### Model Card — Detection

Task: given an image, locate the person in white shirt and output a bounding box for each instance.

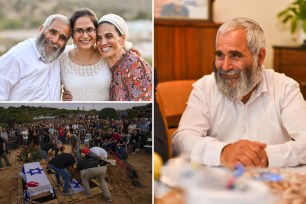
[90,146,108,161]
[0,14,71,101]
[0,128,8,143]
[60,8,111,101]
[20,127,29,146]
[172,17,306,168]
[0,128,8,153]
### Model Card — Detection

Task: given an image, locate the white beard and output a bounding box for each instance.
[35,32,64,63]
[214,59,263,101]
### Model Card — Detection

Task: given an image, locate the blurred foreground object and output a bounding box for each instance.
[154,152,163,180]
[156,156,274,204]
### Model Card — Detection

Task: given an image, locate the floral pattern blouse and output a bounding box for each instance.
[110,53,152,101]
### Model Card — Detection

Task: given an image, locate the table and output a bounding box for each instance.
[22,162,54,198]
[155,158,306,204]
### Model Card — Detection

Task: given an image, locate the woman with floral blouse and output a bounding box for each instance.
[96,13,152,101]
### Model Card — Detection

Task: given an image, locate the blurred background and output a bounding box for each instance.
[0,0,152,64]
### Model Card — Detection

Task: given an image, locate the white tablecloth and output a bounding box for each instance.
[23,162,54,197]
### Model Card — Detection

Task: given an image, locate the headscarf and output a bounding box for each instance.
[98,13,133,50]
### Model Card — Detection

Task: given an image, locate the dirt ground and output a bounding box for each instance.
[0,146,152,204]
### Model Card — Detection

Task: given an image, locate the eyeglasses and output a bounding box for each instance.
[73,27,96,35]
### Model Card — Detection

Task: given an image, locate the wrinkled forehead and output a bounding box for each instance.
[217,28,247,48]
[44,19,71,36]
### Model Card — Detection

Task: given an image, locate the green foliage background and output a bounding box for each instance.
[0,0,153,61]
[0,0,152,30]
[0,104,152,127]
[99,107,118,119]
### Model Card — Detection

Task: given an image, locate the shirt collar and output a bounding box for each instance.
[248,68,268,103]
[254,68,268,95]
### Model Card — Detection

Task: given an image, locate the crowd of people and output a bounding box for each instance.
[0,106,152,199]
[1,113,151,156]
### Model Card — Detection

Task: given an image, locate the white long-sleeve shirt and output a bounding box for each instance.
[0,38,61,101]
[172,69,306,167]
[59,51,111,101]
[90,147,108,160]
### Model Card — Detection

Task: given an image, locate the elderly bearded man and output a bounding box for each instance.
[172,17,306,168]
[0,14,71,101]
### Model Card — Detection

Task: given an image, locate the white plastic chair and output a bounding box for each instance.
[84,133,91,146]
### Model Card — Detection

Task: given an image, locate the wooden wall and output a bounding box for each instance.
[154,19,221,82]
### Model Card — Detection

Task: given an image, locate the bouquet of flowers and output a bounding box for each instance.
[18,144,41,163]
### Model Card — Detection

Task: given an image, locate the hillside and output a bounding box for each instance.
[0,0,152,30]
[0,104,152,127]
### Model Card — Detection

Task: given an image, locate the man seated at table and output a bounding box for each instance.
[47,153,76,196]
[172,17,306,169]
[76,147,112,202]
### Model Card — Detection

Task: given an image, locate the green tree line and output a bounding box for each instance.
[0,104,151,127]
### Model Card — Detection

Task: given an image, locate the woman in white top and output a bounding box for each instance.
[59,8,111,101]
[21,127,29,146]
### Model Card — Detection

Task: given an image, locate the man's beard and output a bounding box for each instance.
[213,59,263,101]
[35,32,64,63]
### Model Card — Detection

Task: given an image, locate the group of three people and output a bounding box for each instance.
[0,8,152,101]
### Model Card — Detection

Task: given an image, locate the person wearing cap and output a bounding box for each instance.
[0,14,71,101]
[81,147,90,155]
[172,17,306,168]
[76,147,112,202]
[96,13,152,101]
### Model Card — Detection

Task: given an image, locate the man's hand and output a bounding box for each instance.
[221,140,268,168]
[62,88,73,101]
[129,48,142,57]
[48,150,54,158]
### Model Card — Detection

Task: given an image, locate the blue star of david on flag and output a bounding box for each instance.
[69,178,84,193]
[26,167,43,176]
[70,180,81,188]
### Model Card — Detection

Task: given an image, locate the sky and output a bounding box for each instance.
[0,102,151,111]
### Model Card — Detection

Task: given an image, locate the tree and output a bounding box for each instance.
[99,108,118,119]
[278,0,306,33]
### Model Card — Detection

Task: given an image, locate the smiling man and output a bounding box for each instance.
[0,14,71,101]
[172,17,306,168]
